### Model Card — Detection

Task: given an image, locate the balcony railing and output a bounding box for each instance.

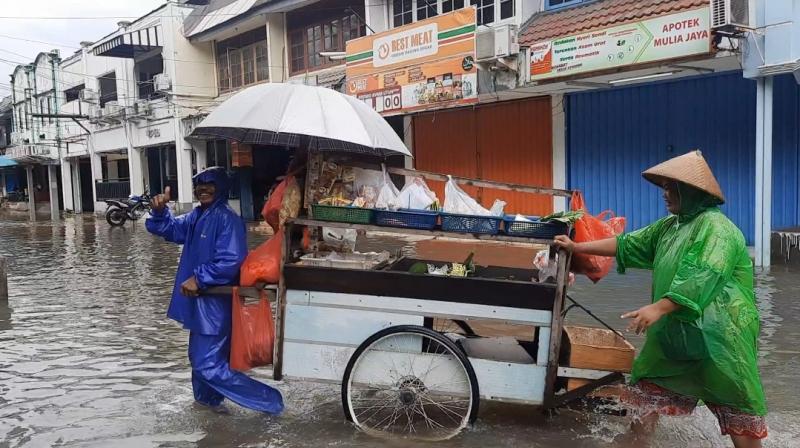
[95,180,131,200]
[138,80,165,100]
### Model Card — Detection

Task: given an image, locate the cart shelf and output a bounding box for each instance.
[288,218,558,246]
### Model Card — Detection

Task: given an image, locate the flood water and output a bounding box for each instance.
[0,212,798,447]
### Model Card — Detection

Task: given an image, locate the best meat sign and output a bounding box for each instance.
[373,23,438,68]
[530,7,711,81]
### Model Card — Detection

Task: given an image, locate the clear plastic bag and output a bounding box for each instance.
[390,177,438,210]
[375,165,400,209]
[443,176,491,215]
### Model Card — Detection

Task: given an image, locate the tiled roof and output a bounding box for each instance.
[519,0,707,46]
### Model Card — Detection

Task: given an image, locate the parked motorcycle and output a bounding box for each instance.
[105,190,152,226]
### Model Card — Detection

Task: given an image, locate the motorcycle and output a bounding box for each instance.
[105,190,152,226]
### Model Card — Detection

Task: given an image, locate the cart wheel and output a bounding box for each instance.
[431,318,477,337]
[341,325,479,441]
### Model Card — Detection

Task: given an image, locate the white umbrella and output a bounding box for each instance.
[190,83,411,157]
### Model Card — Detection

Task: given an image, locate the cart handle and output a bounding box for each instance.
[562,294,627,341]
[201,285,277,299]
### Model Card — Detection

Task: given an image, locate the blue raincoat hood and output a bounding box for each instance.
[193,166,230,205]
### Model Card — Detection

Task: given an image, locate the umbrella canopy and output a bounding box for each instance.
[190,83,411,157]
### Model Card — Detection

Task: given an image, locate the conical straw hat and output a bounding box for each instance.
[642,150,725,203]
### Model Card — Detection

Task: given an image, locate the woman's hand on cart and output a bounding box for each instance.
[554,235,576,253]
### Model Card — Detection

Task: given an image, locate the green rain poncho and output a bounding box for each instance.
[616,184,767,415]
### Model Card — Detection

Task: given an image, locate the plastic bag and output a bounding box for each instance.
[262,177,289,232]
[390,177,437,210]
[230,287,275,372]
[375,165,400,209]
[533,249,575,286]
[278,176,301,230]
[322,227,357,252]
[240,229,283,286]
[444,176,491,215]
[570,191,626,283]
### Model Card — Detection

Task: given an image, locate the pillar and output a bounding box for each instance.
[90,151,103,213]
[754,77,773,268]
[71,159,82,214]
[174,118,195,213]
[0,170,6,197]
[25,165,35,221]
[239,167,254,221]
[47,164,59,220]
[60,159,74,212]
[193,141,208,172]
[551,94,567,213]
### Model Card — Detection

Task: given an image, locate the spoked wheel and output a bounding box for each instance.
[105,208,127,226]
[342,325,479,441]
[430,318,477,337]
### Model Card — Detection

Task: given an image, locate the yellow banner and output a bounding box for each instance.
[345,8,477,115]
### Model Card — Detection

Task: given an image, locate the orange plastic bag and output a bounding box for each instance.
[570,191,626,283]
[261,174,299,232]
[230,287,275,371]
[239,229,283,287]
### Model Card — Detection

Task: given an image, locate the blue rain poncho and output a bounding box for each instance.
[146,167,283,414]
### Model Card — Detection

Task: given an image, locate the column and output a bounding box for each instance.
[754,77,773,268]
[71,160,82,214]
[126,122,146,195]
[551,94,567,213]
[174,118,195,213]
[25,165,35,221]
[47,164,59,220]
[60,159,74,212]
[0,171,6,197]
[90,151,103,213]
[193,141,207,172]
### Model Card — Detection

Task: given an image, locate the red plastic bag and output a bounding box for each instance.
[262,177,289,231]
[570,191,626,283]
[230,287,275,371]
[239,229,283,287]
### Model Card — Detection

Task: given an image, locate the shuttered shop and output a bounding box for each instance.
[412,97,554,216]
[567,72,800,244]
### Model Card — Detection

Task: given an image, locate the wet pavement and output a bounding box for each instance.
[0,212,798,447]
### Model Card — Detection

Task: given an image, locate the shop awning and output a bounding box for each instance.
[0,156,18,168]
[93,25,162,58]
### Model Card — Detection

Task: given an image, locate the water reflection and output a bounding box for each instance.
[0,212,798,448]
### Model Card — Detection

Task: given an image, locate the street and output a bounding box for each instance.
[0,212,798,448]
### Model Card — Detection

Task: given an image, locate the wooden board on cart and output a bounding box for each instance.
[561,325,634,394]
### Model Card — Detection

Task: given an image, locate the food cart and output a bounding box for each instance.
[266,167,629,441]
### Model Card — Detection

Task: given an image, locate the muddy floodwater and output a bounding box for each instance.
[0,212,798,447]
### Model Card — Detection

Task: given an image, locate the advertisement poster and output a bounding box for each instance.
[345,8,477,116]
[530,7,711,81]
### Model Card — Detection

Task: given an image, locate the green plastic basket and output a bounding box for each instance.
[311,204,374,224]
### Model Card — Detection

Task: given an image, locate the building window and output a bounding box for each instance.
[500,0,514,19]
[215,27,269,94]
[135,54,164,100]
[390,0,508,27]
[65,84,84,103]
[442,0,465,13]
[207,140,231,170]
[99,71,118,107]
[545,0,585,10]
[39,98,46,125]
[393,0,413,27]
[471,0,494,25]
[47,97,52,124]
[288,14,366,75]
[417,0,438,20]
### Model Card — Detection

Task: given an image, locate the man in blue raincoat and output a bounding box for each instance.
[147,166,284,414]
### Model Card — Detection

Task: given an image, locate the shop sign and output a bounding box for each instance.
[529,7,711,81]
[346,8,478,116]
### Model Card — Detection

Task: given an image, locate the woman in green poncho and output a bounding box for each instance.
[555,151,767,447]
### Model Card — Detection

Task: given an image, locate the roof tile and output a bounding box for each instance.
[519,0,707,46]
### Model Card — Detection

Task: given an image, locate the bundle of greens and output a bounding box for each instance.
[540,210,584,225]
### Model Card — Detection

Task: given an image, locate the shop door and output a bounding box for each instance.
[567,72,760,243]
[78,159,94,212]
[413,97,554,216]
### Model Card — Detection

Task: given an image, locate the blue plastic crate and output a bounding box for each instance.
[440,213,503,235]
[374,209,439,230]
[503,216,569,239]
